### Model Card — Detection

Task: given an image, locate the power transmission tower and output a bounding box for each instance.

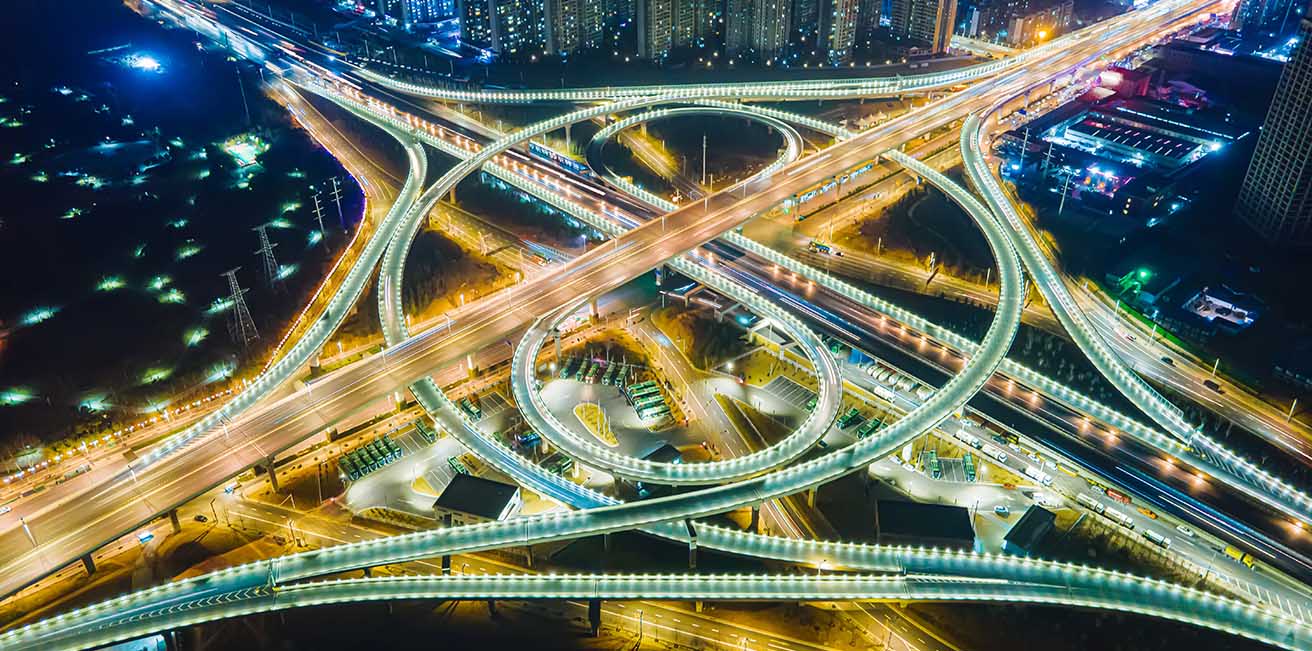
[328,177,345,228]
[221,268,259,346]
[253,225,282,291]
[311,191,327,235]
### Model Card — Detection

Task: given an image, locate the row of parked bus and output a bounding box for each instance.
[558,355,631,387]
[625,380,671,424]
[337,434,404,482]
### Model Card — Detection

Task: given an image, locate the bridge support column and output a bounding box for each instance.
[449,186,457,205]
[603,532,613,553]
[749,504,761,534]
[685,519,698,570]
[564,123,572,151]
[588,598,602,637]
[265,457,279,492]
[81,554,96,575]
[466,353,478,378]
[362,566,372,577]
[487,600,497,616]
[169,508,182,534]
[525,544,535,568]
[695,600,704,612]
[589,298,600,323]
[806,487,817,509]
[441,555,451,575]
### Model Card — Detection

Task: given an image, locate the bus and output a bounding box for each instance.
[837,408,862,429]
[528,141,593,178]
[635,394,664,410]
[448,457,469,475]
[855,418,883,440]
[925,450,942,479]
[414,419,438,444]
[630,386,662,403]
[809,240,842,256]
[641,405,672,419]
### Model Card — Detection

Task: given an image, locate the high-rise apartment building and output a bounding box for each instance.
[636,0,713,58]
[378,0,447,27]
[636,0,676,57]
[547,0,606,54]
[726,0,793,61]
[458,0,548,55]
[889,0,957,53]
[819,0,861,62]
[1230,0,1299,34]
[1235,5,1312,244]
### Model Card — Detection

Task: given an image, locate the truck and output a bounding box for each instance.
[1075,492,1105,515]
[870,383,897,402]
[954,429,982,449]
[1103,507,1135,530]
[962,453,977,482]
[1224,545,1256,568]
[1105,488,1131,505]
[1141,530,1172,549]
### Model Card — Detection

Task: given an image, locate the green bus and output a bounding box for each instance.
[925,450,942,479]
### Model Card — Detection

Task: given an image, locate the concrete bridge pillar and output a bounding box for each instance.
[169,508,182,534]
[441,555,451,575]
[265,457,279,492]
[685,519,698,570]
[81,554,96,575]
[588,599,602,636]
[749,504,761,534]
[589,298,600,322]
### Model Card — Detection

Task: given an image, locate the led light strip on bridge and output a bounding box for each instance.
[960,105,1312,527]
[11,573,1311,651]
[0,59,1031,650]
[588,96,1312,544]
[584,102,807,194]
[353,11,1127,106]
[8,1,1306,648]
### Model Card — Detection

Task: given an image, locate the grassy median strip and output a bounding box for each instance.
[574,403,618,447]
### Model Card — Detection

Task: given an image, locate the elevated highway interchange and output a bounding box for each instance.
[4,0,1312,649]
